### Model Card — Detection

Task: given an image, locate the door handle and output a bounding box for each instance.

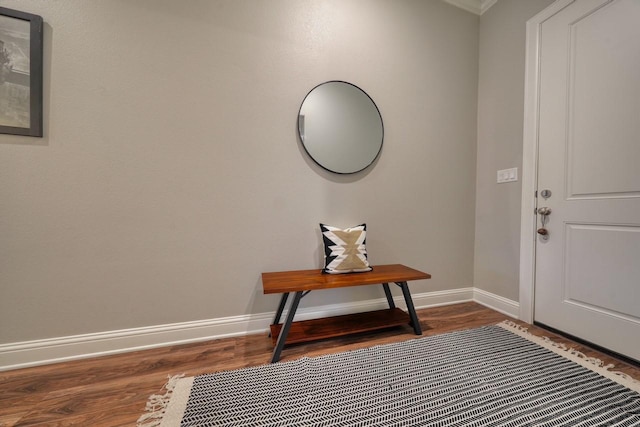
[537,207,551,240]
[537,207,552,216]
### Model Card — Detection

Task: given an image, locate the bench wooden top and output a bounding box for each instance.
[261,264,430,294]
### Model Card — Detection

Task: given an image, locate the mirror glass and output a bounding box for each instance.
[298,81,383,174]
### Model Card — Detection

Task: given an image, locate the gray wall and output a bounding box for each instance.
[0,0,478,344]
[474,0,555,301]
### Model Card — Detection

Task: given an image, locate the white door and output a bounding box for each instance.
[534,0,640,361]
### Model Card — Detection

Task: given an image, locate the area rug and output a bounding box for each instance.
[138,321,640,426]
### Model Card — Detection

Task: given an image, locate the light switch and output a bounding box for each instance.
[497,167,518,183]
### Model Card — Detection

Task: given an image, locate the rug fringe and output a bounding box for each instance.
[137,374,184,427]
[498,320,640,393]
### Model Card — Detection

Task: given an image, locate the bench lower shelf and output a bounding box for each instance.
[269,308,411,346]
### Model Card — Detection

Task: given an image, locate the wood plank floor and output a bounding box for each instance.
[1,302,639,427]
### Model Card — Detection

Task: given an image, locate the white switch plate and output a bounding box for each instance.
[497,167,518,183]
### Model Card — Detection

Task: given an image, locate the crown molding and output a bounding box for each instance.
[444,0,498,15]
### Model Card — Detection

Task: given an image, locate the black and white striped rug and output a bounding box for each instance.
[139,321,640,426]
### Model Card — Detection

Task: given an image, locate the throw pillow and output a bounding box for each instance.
[320,223,372,274]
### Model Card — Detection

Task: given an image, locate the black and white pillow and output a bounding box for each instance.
[320,223,372,274]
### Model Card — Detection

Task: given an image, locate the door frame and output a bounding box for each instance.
[519,0,575,323]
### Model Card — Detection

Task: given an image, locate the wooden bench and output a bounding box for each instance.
[261,264,431,362]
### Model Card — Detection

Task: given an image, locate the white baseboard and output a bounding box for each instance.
[0,286,517,372]
[0,312,274,372]
[282,287,474,324]
[473,288,520,318]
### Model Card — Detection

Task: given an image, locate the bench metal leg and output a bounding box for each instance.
[271,291,303,363]
[398,281,422,335]
[269,292,290,337]
[382,283,395,309]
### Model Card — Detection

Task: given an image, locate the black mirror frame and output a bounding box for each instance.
[297,80,384,175]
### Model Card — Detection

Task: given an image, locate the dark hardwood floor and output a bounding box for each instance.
[1,302,639,426]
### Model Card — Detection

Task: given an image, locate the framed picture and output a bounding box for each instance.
[0,6,43,137]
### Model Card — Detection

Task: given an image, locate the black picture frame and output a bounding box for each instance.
[0,6,43,137]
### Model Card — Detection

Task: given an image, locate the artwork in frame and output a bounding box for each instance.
[0,6,43,137]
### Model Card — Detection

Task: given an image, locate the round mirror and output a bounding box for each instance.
[298,81,383,174]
